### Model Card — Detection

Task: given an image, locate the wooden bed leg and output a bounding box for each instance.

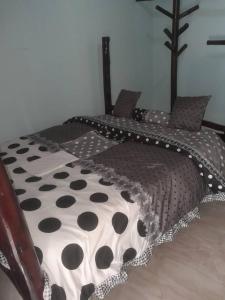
[0,160,45,300]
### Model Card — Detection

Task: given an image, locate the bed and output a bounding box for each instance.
[0,37,225,300]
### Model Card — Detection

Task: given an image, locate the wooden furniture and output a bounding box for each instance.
[0,33,225,300]
[0,161,44,300]
[102,35,225,140]
[155,0,199,111]
[102,37,112,115]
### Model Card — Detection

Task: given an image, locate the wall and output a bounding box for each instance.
[0,0,153,142]
[2,0,224,142]
[150,0,225,124]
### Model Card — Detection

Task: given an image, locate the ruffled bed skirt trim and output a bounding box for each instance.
[93,206,200,299]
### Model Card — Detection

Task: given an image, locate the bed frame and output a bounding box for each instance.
[102,36,225,142]
[0,161,44,300]
[0,36,225,300]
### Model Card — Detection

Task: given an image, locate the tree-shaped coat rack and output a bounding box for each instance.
[156,0,199,110]
[207,38,225,46]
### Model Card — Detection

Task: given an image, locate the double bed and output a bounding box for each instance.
[0,38,225,300]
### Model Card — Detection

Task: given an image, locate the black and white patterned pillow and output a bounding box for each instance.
[144,110,170,126]
[132,108,148,122]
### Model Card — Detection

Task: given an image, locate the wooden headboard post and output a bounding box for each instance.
[102,36,113,115]
[0,160,44,300]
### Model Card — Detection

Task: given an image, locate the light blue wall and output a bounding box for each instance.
[0,0,153,142]
[1,0,224,143]
[150,0,225,125]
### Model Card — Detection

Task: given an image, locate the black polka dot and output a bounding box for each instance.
[39,184,56,191]
[27,155,40,162]
[77,212,98,231]
[38,218,61,233]
[123,248,137,263]
[29,141,35,145]
[20,198,41,211]
[56,195,76,208]
[99,178,113,186]
[34,246,43,265]
[51,284,66,300]
[16,148,29,154]
[70,180,87,190]
[90,193,108,203]
[8,143,20,149]
[20,136,28,140]
[0,152,7,158]
[112,212,128,234]
[53,172,69,179]
[25,176,42,183]
[39,146,48,152]
[66,163,74,168]
[80,283,95,300]
[15,189,26,196]
[121,191,134,203]
[95,246,113,269]
[81,169,92,175]
[137,220,147,237]
[13,167,26,174]
[3,157,17,165]
[61,244,84,270]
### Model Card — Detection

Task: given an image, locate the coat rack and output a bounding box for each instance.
[156,0,199,111]
[207,38,225,46]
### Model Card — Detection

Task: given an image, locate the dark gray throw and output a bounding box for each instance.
[81,142,206,235]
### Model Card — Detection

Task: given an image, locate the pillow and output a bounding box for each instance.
[132,108,148,122]
[145,109,170,126]
[113,89,141,118]
[169,96,210,131]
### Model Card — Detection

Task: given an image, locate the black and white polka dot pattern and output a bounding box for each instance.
[62,131,118,159]
[0,137,149,300]
[144,109,170,126]
[1,114,225,300]
[0,251,10,270]
[67,115,225,193]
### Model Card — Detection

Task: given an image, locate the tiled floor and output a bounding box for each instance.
[1,202,225,300]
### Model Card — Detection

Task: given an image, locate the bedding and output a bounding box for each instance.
[113,89,141,118]
[144,109,170,126]
[169,96,210,131]
[0,115,225,300]
[66,114,225,192]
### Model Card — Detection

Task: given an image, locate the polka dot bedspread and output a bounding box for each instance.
[1,115,225,300]
[66,114,225,193]
[0,136,149,300]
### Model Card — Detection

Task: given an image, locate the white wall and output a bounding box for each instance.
[150,0,225,124]
[0,0,153,142]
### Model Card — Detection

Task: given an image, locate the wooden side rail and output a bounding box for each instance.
[0,160,44,300]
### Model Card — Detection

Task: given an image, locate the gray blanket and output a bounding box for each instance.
[80,142,206,235]
[67,114,225,193]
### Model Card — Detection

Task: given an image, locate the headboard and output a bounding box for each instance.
[101,36,225,142]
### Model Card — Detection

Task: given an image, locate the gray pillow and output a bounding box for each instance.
[113,89,141,118]
[145,109,170,126]
[169,96,210,131]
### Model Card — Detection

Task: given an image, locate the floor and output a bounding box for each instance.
[1,202,225,300]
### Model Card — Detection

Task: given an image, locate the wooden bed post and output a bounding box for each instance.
[156,0,199,111]
[0,160,44,300]
[102,36,113,115]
